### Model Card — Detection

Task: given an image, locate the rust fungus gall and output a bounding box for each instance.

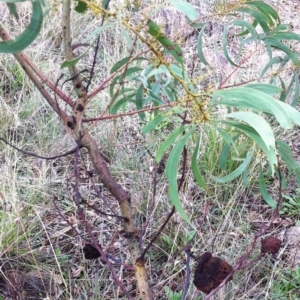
[166,45,174,51]
[76,103,84,112]
[261,237,282,255]
[193,252,233,294]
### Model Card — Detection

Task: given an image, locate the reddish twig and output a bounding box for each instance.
[83,102,176,122]
[87,49,149,100]
[218,49,259,88]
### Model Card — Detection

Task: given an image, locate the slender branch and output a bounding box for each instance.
[181,244,192,300]
[0,137,78,160]
[85,0,112,92]
[0,27,74,108]
[87,49,149,100]
[139,206,176,261]
[83,102,178,122]
[218,49,259,88]
[81,198,126,220]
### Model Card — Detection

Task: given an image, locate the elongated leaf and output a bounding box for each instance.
[255,7,273,26]
[0,1,43,53]
[139,65,154,89]
[212,147,254,183]
[285,75,295,100]
[169,64,188,80]
[219,143,231,171]
[245,83,281,95]
[278,77,286,102]
[147,65,172,86]
[121,24,132,48]
[222,120,277,174]
[277,140,300,185]
[6,3,18,19]
[291,75,299,107]
[218,134,240,171]
[264,37,299,66]
[259,165,276,208]
[155,126,189,163]
[147,19,183,65]
[168,0,198,21]
[270,32,300,41]
[276,141,294,173]
[214,87,292,129]
[275,100,300,126]
[271,24,290,33]
[149,84,163,105]
[244,1,280,24]
[227,111,275,151]
[135,84,145,120]
[109,67,142,97]
[217,128,234,146]
[61,39,96,68]
[83,21,114,43]
[236,19,258,37]
[233,20,257,41]
[110,57,147,74]
[166,128,195,223]
[237,7,270,33]
[111,56,133,73]
[279,74,297,102]
[197,23,210,66]
[260,56,282,78]
[142,115,166,134]
[242,169,248,186]
[222,24,239,67]
[191,137,207,190]
[186,17,205,29]
[109,94,135,114]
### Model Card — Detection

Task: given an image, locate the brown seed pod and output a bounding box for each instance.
[193,252,233,294]
[261,237,282,255]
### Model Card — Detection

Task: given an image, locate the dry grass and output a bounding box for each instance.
[0,0,300,299]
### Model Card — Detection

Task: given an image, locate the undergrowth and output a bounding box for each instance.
[0,0,300,299]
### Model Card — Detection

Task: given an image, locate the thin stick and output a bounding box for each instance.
[0,137,78,160]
